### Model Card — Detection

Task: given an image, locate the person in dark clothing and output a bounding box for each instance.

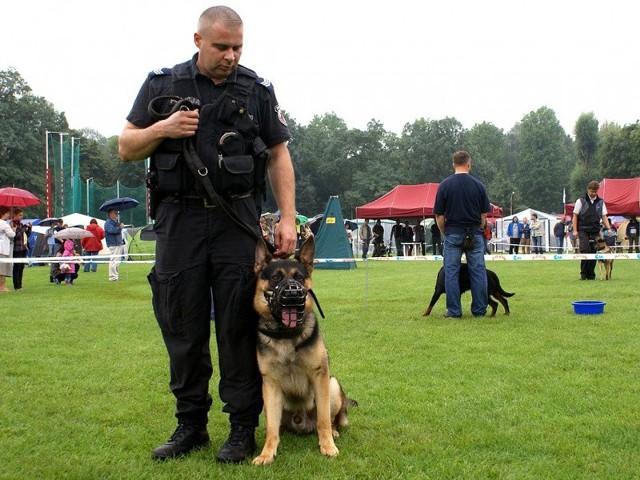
[430,222,442,255]
[626,216,639,253]
[391,220,403,256]
[553,218,566,253]
[10,209,32,291]
[118,6,297,463]
[572,181,613,280]
[402,222,414,255]
[434,151,491,318]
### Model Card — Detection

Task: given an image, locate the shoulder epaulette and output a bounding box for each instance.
[148,67,171,78]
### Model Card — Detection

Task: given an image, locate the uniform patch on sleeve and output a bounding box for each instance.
[256,76,275,94]
[149,67,171,77]
[275,105,288,126]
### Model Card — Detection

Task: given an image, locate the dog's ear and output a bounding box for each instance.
[296,236,315,273]
[255,238,273,274]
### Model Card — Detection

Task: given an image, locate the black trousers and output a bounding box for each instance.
[578,230,598,279]
[148,196,262,427]
[12,249,27,289]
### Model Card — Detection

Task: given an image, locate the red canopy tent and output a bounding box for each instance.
[355,183,502,219]
[564,178,640,217]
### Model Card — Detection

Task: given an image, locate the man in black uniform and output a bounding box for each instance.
[572,181,612,280]
[119,6,297,463]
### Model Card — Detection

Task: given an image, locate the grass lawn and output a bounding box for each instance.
[1,258,639,479]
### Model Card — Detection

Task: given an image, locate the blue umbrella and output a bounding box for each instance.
[99,197,139,212]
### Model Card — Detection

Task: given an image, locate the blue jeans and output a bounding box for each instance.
[531,236,542,254]
[84,251,98,272]
[443,233,488,317]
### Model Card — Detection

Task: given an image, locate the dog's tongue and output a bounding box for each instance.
[281,307,298,328]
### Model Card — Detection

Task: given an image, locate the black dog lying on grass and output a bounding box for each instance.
[422,264,515,317]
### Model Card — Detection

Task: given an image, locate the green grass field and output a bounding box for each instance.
[1,258,639,479]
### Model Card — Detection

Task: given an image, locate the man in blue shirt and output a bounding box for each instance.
[433,151,491,318]
[104,209,124,281]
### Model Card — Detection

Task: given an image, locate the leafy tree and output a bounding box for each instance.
[597,122,640,179]
[398,117,466,184]
[0,68,68,216]
[514,107,572,213]
[292,112,352,214]
[570,112,599,197]
[466,122,511,207]
[341,119,402,216]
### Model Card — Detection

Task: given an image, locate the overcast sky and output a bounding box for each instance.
[2,0,638,138]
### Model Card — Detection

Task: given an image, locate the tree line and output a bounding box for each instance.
[2,67,639,220]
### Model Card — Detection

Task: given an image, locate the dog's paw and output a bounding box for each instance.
[332,428,341,438]
[320,442,339,457]
[252,453,275,466]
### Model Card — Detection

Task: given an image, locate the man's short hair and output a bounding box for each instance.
[587,181,600,191]
[198,5,242,32]
[453,150,471,165]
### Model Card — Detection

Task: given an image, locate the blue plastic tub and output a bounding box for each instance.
[572,300,606,315]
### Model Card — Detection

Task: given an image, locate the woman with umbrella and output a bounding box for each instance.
[0,206,17,292]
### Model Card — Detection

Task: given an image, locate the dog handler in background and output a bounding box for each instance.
[572,181,613,281]
[118,6,297,463]
[433,151,491,318]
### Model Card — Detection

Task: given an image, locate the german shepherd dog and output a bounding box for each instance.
[596,238,614,280]
[252,237,356,465]
[422,264,515,317]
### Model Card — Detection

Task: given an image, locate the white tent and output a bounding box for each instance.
[495,208,562,253]
[61,212,106,229]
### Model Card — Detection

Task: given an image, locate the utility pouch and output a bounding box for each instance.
[463,230,475,251]
[154,153,184,192]
[215,132,254,195]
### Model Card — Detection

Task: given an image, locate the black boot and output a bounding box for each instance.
[151,424,210,461]
[215,424,256,463]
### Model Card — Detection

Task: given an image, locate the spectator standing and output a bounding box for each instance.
[483,221,493,254]
[82,219,105,273]
[553,217,566,253]
[521,217,531,254]
[430,222,442,255]
[10,209,32,291]
[345,222,353,251]
[372,220,384,243]
[104,209,124,282]
[402,222,414,255]
[391,220,404,256]
[530,213,544,254]
[359,219,372,259]
[414,222,426,255]
[506,216,523,254]
[572,181,613,280]
[626,216,639,253]
[0,206,16,292]
[433,151,490,318]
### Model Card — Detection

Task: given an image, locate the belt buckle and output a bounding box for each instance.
[203,197,216,208]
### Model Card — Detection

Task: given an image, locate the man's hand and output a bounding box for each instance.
[273,219,297,258]
[161,109,199,139]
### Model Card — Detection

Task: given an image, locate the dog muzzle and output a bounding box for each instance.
[265,279,307,329]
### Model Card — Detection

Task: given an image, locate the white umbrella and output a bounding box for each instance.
[53,227,93,240]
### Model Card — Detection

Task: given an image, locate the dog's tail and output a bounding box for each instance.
[495,281,515,298]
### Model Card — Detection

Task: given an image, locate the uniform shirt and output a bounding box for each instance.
[126,54,290,149]
[433,173,490,235]
[574,196,608,219]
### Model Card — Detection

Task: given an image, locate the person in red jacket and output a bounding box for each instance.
[82,219,105,272]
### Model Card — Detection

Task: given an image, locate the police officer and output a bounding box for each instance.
[119,6,297,463]
[572,181,613,280]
